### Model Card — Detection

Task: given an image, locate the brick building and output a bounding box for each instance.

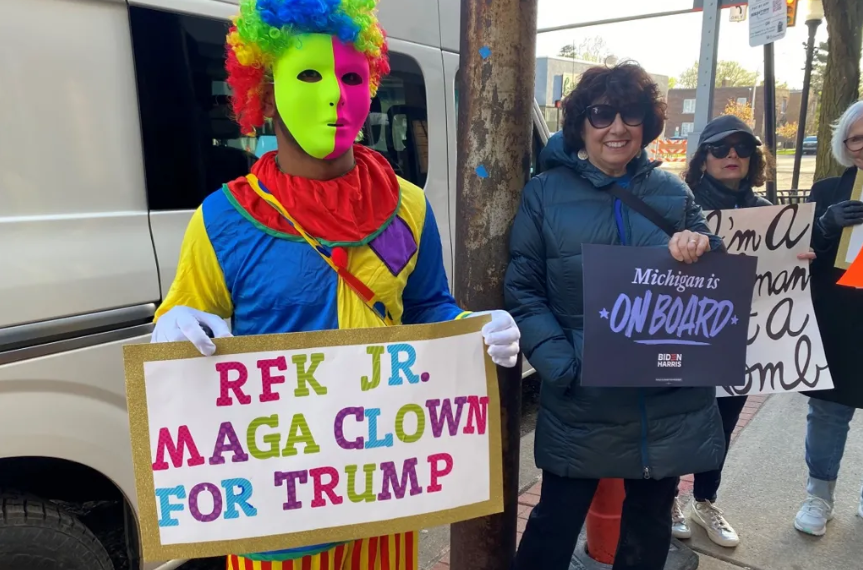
[664,84,793,141]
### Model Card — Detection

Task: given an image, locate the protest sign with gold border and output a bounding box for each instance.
[123,316,502,561]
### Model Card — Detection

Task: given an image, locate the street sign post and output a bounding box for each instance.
[685,0,722,162]
[749,0,783,202]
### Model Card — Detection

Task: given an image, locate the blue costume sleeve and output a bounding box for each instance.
[402,199,469,324]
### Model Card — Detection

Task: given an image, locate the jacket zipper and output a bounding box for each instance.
[613,197,652,479]
[638,391,651,479]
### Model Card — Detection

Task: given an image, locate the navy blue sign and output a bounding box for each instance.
[581,244,757,387]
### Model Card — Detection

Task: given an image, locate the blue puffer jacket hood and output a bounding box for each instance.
[504,130,725,480]
[539,130,577,171]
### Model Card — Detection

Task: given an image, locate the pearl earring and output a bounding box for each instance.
[577,149,588,160]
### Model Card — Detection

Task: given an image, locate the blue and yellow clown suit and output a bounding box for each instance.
[152,2,485,566]
[155,144,466,569]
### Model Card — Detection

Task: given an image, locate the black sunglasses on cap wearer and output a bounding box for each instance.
[583,104,646,129]
[705,140,756,159]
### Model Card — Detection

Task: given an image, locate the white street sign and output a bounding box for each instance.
[749,0,787,46]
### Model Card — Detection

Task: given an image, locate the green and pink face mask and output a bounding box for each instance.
[273,33,372,160]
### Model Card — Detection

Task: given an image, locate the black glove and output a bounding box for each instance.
[818,200,863,236]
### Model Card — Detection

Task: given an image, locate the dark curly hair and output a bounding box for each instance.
[562,61,667,153]
[682,143,775,189]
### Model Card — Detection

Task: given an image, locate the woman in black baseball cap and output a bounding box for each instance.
[670,114,775,549]
[683,115,774,209]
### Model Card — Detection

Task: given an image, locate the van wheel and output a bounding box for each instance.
[0,493,113,570]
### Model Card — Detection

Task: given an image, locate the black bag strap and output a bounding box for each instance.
[606,183,678,237]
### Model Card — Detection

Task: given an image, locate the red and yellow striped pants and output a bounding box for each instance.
[227,531,418,570]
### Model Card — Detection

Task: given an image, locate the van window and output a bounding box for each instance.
[360,54,429,189]
[130,7,430,212]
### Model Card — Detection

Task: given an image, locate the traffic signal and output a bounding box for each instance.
[787,0,799,27]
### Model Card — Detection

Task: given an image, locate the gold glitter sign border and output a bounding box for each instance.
[123,316,503,561]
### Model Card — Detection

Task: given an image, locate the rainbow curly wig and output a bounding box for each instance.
[226,0,390,135]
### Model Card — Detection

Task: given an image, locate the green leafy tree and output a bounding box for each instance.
[558,36,613,64]
[677,60,759,89]
[558,44,576,58]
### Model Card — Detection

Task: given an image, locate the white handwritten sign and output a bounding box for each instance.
[704,204,833,397]
[123,318,502,561]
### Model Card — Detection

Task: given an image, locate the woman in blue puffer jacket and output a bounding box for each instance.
[505,62,726,570]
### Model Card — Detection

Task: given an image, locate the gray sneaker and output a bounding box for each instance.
[794,495,834,536]
[689,500,740,548]
[672,497,691,539]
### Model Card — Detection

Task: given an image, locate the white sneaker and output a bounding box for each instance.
[689,500,740,547]
[794,495,834,536]
[672,497,691,539]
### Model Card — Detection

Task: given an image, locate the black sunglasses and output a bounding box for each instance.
[706,141,755,159]
[583,104,646,129]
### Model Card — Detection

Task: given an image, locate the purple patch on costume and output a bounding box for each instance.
[370,217,417,275]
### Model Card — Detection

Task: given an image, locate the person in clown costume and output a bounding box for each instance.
[149,0,521,568]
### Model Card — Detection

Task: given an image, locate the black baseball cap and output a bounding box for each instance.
[698,115,761,147]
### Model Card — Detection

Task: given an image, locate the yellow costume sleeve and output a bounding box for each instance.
[154,207,233,322]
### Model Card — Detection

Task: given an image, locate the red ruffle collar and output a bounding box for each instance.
[225,145,401,245]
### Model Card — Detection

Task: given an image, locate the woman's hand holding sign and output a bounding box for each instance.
[797,249,817,262]
[669,230,711,264]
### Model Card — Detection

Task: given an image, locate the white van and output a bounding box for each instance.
[0,0,549,567]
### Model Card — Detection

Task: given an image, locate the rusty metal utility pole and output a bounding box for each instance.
[449,0,537,569]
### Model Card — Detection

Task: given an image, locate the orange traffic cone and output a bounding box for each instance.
[585,478,625,564]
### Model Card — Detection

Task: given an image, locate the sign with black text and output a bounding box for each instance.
[581,244,757,387]
[749,0,787,46]
[704,204,834,396]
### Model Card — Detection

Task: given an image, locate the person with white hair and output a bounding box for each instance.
[795,100,863,537]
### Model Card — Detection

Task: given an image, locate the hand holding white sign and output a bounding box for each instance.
[704,204,833,397]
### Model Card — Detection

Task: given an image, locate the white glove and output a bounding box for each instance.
[469,310,521,368]
[151,306,232,356]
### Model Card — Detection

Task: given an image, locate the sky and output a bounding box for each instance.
[535,0,836,89]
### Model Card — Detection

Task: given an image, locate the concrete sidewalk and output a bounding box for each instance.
[685,393,863,570]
